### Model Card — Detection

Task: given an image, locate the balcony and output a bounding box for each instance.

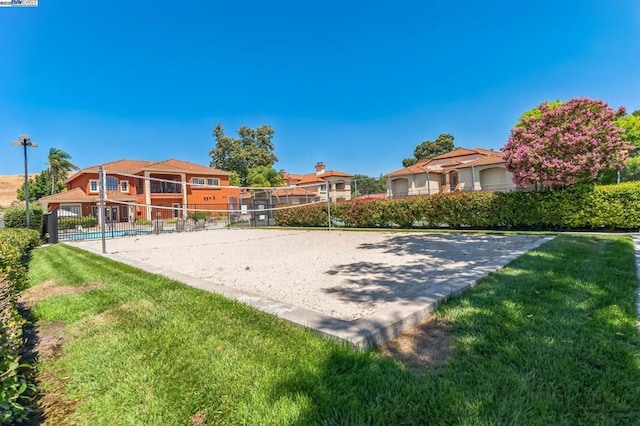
[150,182,182,194]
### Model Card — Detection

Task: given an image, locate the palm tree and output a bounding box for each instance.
[48,148,79,195]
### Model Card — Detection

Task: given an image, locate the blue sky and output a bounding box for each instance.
[1,1,639,178]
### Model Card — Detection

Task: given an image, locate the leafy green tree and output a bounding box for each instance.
[621,156,640,181]
[246,166,285,187]
[598,110,640,184]
[16,169,64,202]
[351,174,387,197]
[402,133,455,166]
[616,111,640,151]
[229,171,241,187]
[47,147,78,195]
[402,158,417,167]
[414,133,455,160]
[209,124,278,186]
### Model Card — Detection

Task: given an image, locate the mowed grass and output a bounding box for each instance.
[27,234,640,425]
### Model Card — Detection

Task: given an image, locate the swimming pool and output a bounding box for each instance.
[60,229,152,240]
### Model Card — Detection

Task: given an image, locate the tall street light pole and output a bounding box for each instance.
[12,135,37,228]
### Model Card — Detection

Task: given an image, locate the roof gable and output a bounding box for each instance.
[385,147,503,177]
[68,158,229,182]
[296,174,327,185]
[430,148,501,161]
[38,187,94,203]
[144,159,230,175]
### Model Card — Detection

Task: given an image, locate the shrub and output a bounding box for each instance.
[275,183,640,230]
[135,219,152,225]
[187,212,210,221]
[276,204,328,227]
[3,206,43,231]
[58,215,98,230]
[0,228,40,423]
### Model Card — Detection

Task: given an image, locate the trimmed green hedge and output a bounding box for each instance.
[276,183,640,230]
[0,228,40,424]
[3,206,43,232]
[58,216,98,230]
[187,211,210,221]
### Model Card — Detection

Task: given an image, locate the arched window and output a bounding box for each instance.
[106,177,118,191]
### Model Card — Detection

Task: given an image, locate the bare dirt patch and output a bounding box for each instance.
[379,316,453,373]
[20,319,78,425]
[17,280,97,425]
[33,323,78,425]
[19,280,101,307]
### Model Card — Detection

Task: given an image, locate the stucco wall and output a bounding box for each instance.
[457,169,474,190]
[479,167,510,191]
[391,178,409,195]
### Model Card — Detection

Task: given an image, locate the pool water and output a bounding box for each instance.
[61,229,152,240]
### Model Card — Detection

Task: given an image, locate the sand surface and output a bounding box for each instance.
[69,229,545,321]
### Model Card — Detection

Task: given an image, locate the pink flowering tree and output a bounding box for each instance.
[503,97,628,188]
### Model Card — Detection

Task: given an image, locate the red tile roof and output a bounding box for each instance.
[144,159,230,175]
[281,166,353,187]
[68,159,229,182]
[456,155,505,168]
[385,148,504,177]
[386,164,446,177]
[295,174,328,185]
[441,161,463,168]
[38,188,138,204]
[431,148,499,160]
[272,187,318,197]
[319,170,353,178]
[385,164,426,177]
[38,188,95,203]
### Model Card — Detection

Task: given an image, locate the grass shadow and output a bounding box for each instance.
[267,235,640,424]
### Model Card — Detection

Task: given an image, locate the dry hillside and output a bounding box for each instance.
[0,174,36,207]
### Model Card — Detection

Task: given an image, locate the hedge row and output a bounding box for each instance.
[275,183,640,230]
[3,206,43,232]
[0,229,41,424]
[58,216,98,230]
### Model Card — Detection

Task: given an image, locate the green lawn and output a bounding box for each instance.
[27,234,640,425]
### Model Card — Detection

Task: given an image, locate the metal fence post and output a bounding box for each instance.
[327,192,331,231]
[98,165,106,254]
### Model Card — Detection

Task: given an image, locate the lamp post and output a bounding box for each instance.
[12,135,37,228]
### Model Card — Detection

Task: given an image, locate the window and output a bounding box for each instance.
[120,181,129,192]
[89,180,98,193]
[319,184,327,192]
[192,177,219,187]
[106,177,118,191]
